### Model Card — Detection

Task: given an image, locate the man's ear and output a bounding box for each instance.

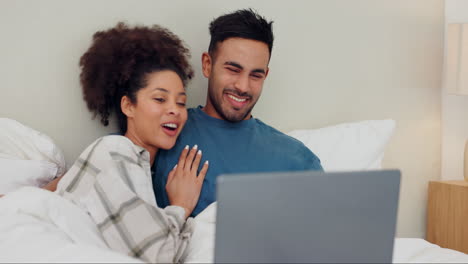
[121,96,134,118]
[201,52,212,78]
[264,67,270,79]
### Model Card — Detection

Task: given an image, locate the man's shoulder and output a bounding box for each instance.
[253,119,323,170]
[253,119,303,144]
[187,107,200,117]
[184,107,206,127]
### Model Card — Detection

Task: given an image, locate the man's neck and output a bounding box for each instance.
[201,104,223,120]
[200,105,252,121]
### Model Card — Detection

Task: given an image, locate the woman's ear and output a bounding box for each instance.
[201,52,212,78]
[121,96,134,118]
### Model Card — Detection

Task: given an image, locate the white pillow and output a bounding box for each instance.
[287,119,396,171]
[0,118,66,193]
[0,159,58,193]
[0,118,66,177]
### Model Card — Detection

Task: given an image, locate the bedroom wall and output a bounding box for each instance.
[0,0,443,238]
[442,0,468,181]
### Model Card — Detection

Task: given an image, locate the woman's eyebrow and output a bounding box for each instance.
[153,87,186,96]
[153,87,169,93]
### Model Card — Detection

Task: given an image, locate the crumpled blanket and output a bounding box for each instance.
[1,187,467,263]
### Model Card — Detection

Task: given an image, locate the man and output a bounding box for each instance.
[153,9,323,216]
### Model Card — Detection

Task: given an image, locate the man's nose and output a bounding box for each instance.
[234,74,250,94]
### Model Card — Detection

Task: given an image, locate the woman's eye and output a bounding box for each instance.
[177,102,186,107]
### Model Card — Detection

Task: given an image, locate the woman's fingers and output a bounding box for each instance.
[197,160,209,183]
[177,145,190,170]
[191,149,202,174]
[166,164,177,184]
[165,146,209,218]
[184,145,198,172]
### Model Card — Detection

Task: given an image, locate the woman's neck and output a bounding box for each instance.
[124,131,158,166]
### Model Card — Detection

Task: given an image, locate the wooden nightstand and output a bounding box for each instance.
[426,180,468,254]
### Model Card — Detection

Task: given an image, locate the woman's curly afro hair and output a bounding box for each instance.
[79,22,194,134]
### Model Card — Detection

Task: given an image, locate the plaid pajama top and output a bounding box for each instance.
[56,135,194,263]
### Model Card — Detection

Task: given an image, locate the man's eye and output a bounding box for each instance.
[153,98,165,102]
[177,102,186,107]
[227,67,240,73]
[251,74,262,79]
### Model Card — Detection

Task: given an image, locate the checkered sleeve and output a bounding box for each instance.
[82,161,195,263]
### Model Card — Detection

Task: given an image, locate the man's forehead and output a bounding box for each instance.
[213,38,270,68]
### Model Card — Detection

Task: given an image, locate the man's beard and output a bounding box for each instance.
[209,87,256,122]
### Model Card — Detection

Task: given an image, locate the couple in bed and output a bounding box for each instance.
[45,8,322,263]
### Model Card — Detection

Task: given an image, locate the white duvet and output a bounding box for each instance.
[0,187,467,263]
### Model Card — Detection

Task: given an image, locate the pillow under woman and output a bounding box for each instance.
[49,23,208,263]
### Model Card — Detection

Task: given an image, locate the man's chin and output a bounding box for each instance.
[223,110,250,122]
[214,102,253,122]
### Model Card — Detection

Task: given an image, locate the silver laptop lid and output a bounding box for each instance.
[214,170,400,263]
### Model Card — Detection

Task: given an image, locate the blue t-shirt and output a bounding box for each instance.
[152,106,323,216]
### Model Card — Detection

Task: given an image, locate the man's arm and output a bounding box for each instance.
[294,142,323,171]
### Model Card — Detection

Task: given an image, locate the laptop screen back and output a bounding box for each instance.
[214,170,400,263]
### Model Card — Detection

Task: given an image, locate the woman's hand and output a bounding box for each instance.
[166,145,209,219]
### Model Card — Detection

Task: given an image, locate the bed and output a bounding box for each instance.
[1,117,467,263]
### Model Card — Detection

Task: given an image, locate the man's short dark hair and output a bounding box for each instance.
[208,8,274,57]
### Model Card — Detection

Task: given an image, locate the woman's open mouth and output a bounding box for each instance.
[161,122,179,136]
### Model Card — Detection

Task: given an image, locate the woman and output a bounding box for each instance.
[54,23,208,263]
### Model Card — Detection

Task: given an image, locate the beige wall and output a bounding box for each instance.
[0,0,443,238]
[442,0,468,181]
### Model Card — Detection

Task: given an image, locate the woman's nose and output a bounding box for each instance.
[167,102,181,116]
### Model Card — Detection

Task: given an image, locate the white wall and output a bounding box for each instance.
[442,0,468,181]
[0,0,443,238]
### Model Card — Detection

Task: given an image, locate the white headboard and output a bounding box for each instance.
[0,0,443,238]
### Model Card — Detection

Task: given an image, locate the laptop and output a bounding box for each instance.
[214,170,400,263]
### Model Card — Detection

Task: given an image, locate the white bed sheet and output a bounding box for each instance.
[393,238,468,263]
[0,187,467,263]
[0,187,141,263]
[187,203,468,263]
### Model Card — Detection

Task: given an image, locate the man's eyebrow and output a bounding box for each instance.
[252,69,266,74]
[153,87,186,96]
[224,61,266,74]
[224,61,243,69]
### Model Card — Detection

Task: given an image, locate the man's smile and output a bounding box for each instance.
[227,94,247,103]
[223,89,252,110]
